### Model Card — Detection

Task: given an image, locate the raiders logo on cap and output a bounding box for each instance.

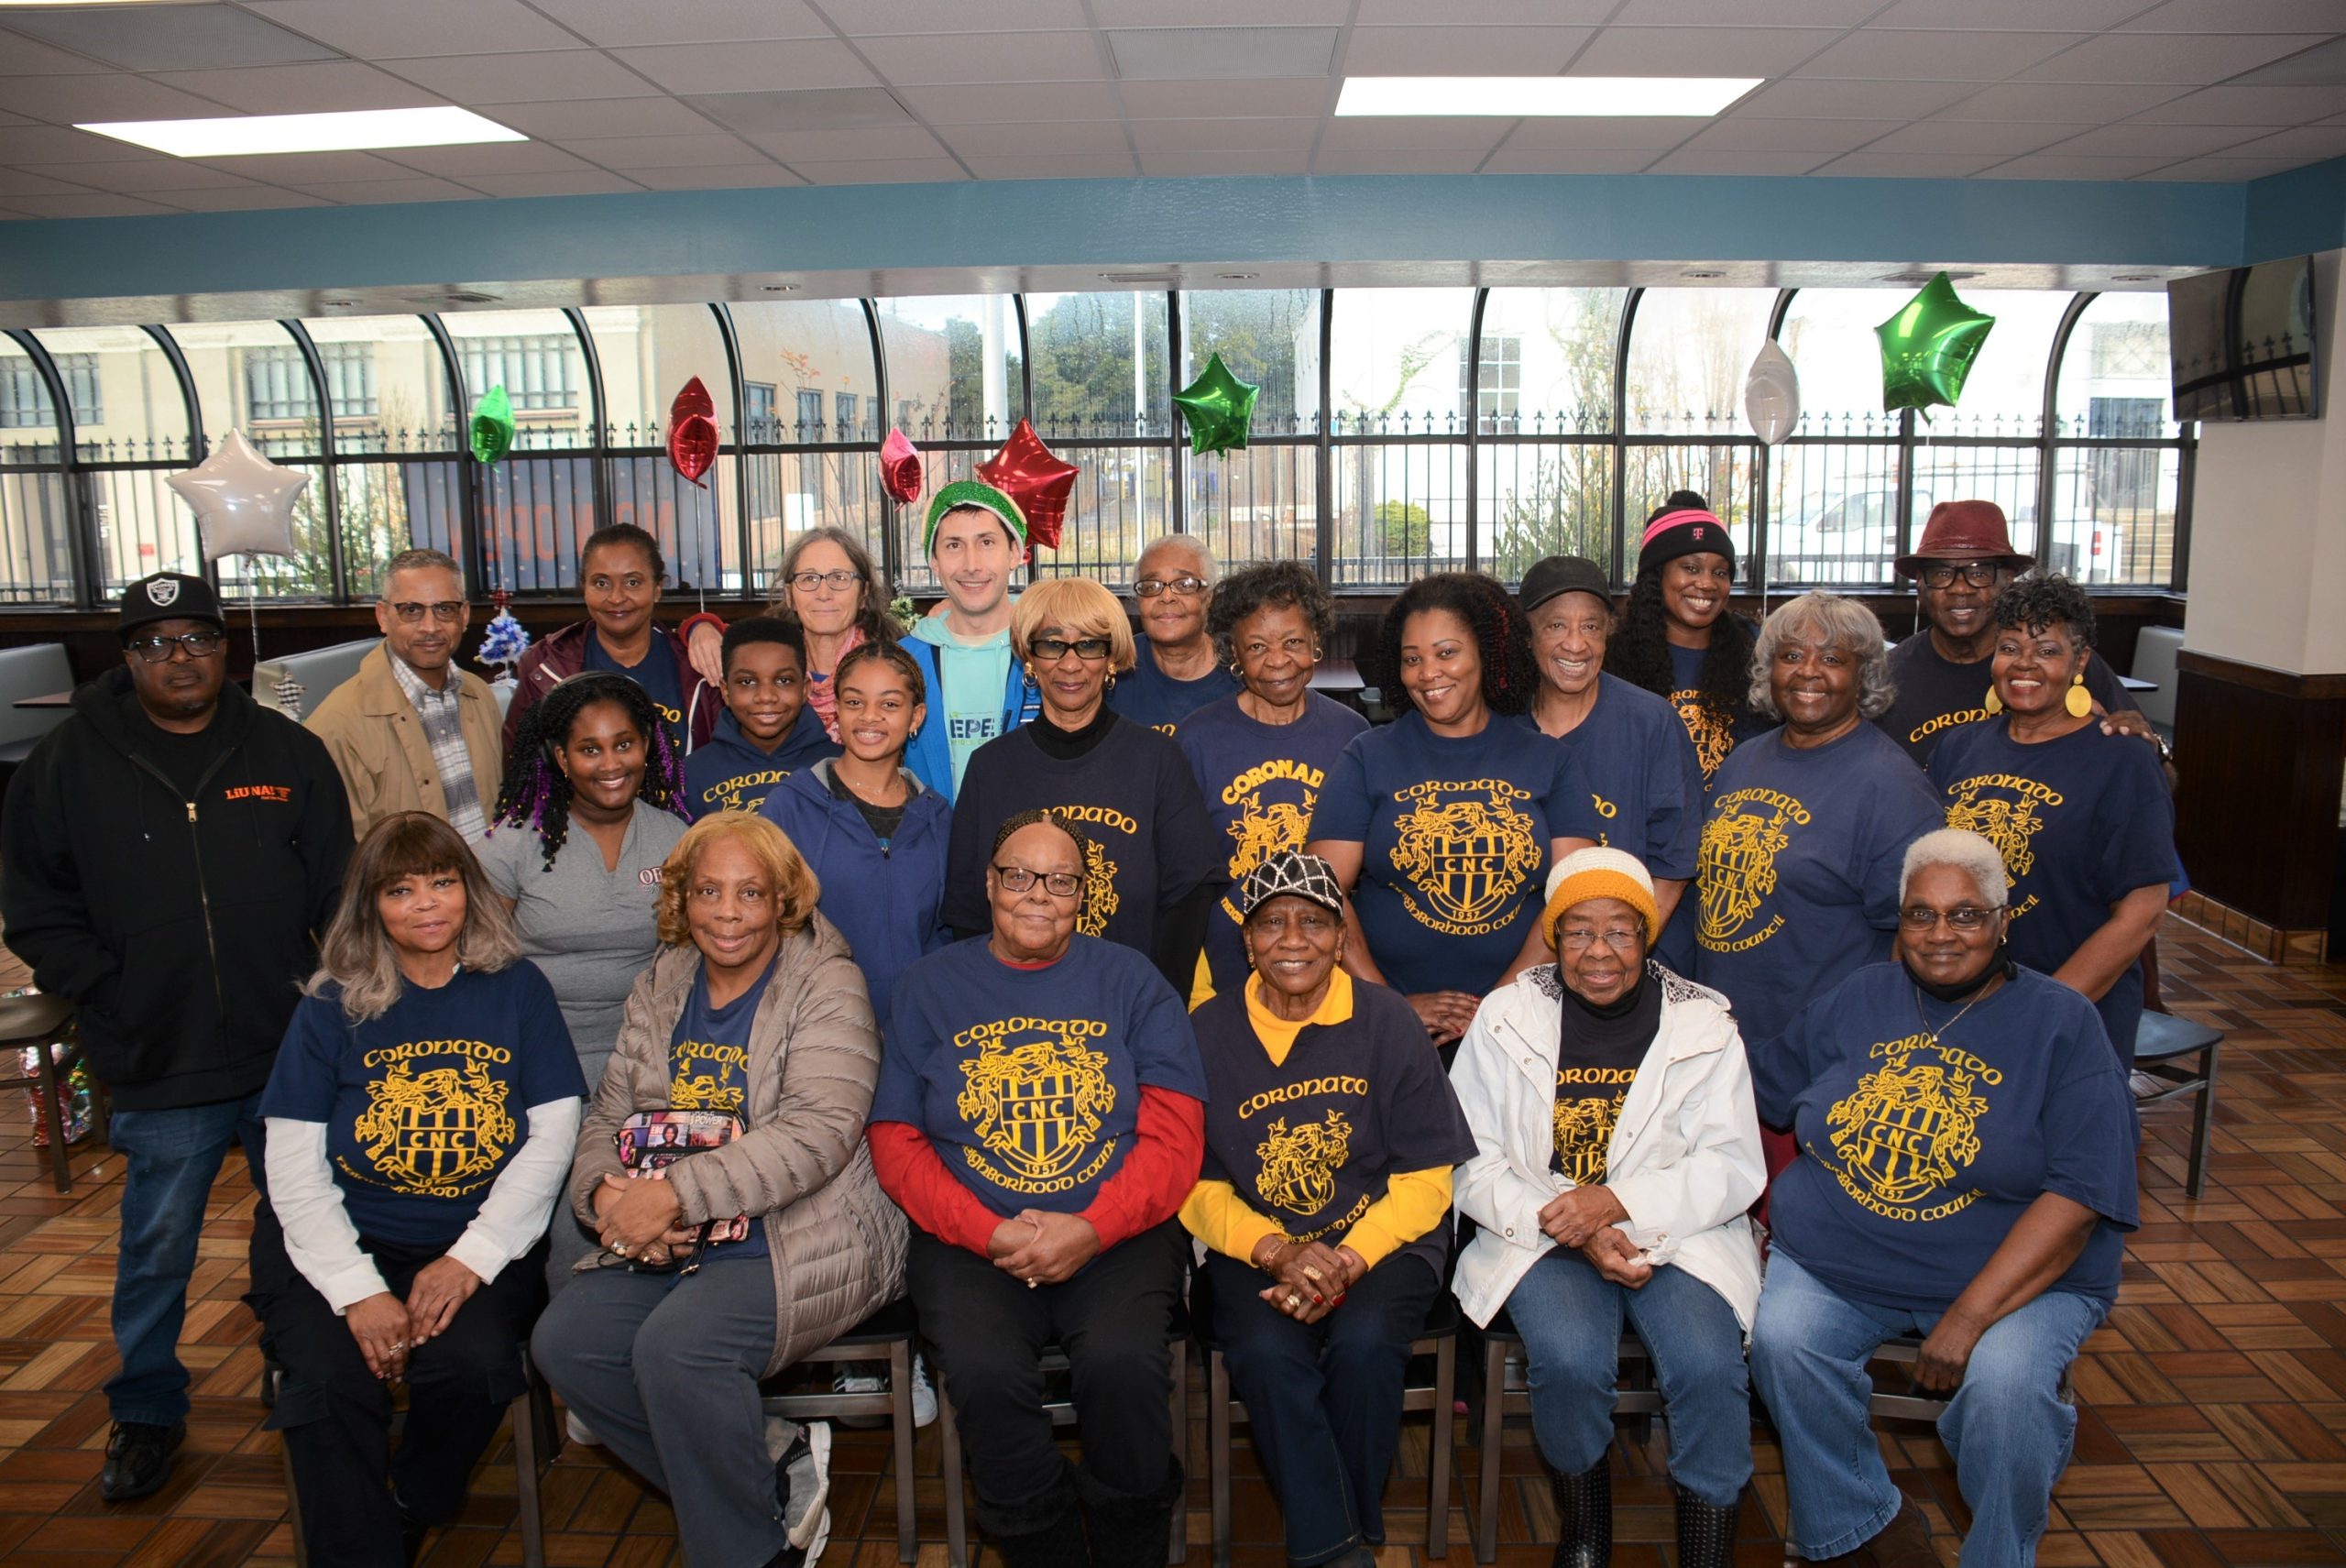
[147,578,181,608]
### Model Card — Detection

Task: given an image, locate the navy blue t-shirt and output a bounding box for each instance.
[682,706,839,819]
[662,956,778,1257]
[1110,652,1243,737]
[1927,718,2177,1063]
[1751,962,2139,1311]
[1538,673,1708,880]
[874,935,1210,1218]
[1879,630,2135,767]
[1666,640,1766,780]
[586,630,688,761]
[1310,709,1576,999]
[1179,693,1370,1000]
[263,961,586,1249]
[1693,724,1943,1045]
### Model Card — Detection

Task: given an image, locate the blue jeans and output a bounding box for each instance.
[1749,1250,2107,1568]
[1502,1246,1751,1507]
[107,1093,264,1427]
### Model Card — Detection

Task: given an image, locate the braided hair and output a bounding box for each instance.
[491,672,685,872]
[989,808,1097,923]
[1377,571,1536,718]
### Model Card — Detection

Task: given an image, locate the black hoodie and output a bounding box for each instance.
[1,668,353,1110]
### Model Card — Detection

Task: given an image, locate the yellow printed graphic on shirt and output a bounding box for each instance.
[348,1042,516,1196]
[1823,1033,2001,1223]
[699,769,789,817]
[1552,1066,1635,1186]
[1941,773,2064,919]
[954,1017,1119,1196]
[1696,787,1810,953]
[1255,1109,1352,1215]
[671,1038,751,1115]
[1671,689,1737,777]
[1219,788,1317,923]
[1043,803,1134,937]
[1387,779,1541,938]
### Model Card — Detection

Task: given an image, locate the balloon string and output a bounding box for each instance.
[696,483,707,616]
[249,593,260,667]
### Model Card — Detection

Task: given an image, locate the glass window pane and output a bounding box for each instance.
[1475,288,1624,586]
[2054,291,2179,587]
[879,295,1015,445]
[1623,288,1774,437]
[1324,288,1472,586]
[441,309,592,596]
[1028,291,1170,441]
[730,298,882,592]
[583,304,739,595]
[1181,289,1320,567]
[440,309,591,446]
[28,325,191,462]
[1769,291,1902,586]
[300,315,461,602]
[0,334,72,604]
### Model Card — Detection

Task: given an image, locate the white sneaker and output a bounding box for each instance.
[565,1411,601,1447]
[911,1354,937,1428]
[771,1418,833,1553]
[832,1366,885,1428]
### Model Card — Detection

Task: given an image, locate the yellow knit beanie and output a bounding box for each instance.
[1540,846,1661,949]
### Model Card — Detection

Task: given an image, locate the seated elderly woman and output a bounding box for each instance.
[871,809,1208,1568]
[1180,851,1474,1568]
[1749,828,2139,1568]
[252,813,586,1568]
[531,811,906,1568]
[1451,848,1763,1568]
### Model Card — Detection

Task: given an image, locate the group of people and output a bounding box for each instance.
[0,482,2176,1568]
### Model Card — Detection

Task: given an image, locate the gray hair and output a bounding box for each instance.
[382,547,460,591]
[1900,828,2010,909]
[1749,590,1896,721]
[1137,533,1217,586]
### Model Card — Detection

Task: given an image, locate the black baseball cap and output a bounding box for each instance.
[1518,555,1612,616]
[119,573,225,639]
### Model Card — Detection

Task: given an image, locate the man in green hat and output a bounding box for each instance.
[903,480,1042,803]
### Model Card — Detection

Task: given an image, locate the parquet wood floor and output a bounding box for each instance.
[0,915,2336,1567]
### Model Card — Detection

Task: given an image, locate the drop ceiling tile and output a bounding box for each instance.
[1728,78,1974,117]
[1094,0,1350,22]
[2049,122,2283,157]
[742,126,950,161]
[523,0,827,46]
[1503,116,1715,151]
[18,158,258,192]
[554,134,768,170]
[159,187,328,212]
[1317,116,1514,153]
[2,5,338,71]
[0,125,172,163]
[3,191,180,216]
[1645,148,1832,174]
[477,98,721,140]
[925,120,1126,158]
[288,176,488,203]
[1114,79,1330,118]
[0,32,124,76]
[2145,154,2322,179]
[1612,0,1882,22]
[629,163,809,190]
[0,73,244,125]
[961,152,1137,179]
[1979,152,2184,178]
[2127,83,2346,121]
[2018,31,2331,82]
[2121,0,2346,29]
[2211,124,2346,158]
[1138,148,1309,176]
[1680,116,1904,153]
[1809,150,2006,176]
[1354,0,1617,23]
[194,151,439,183]
[687,87,911,135]
[1341,27,1595,75]
[1930,82,2194,120]
[1312,146,1490,174]
[461,170,648,196]
[1130,117,1319,153]
[388,50,659,104]
[789,157,970,184]
[894,82,1124,123]
[0,207,30,220]
[611,40,878,95]
[383,141,596,177]
[1868,119,2090,154]
[147,62,446,116]
[1869,0,2154,27]
[835,0,1089,30]
[851,31,1107,86]
[1479,146,1658,173]
[1578,26,1843,77]
[1799,29,2091,79]
[246,0,579,58]
[0,169,109,198]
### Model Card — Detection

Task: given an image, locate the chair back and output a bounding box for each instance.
[257,637,380,720]
[2130,625,2184,733]
[0,643,71,757]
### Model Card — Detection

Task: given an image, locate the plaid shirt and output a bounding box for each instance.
[386,652,486,840]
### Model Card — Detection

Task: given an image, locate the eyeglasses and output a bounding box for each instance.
[1920,563,2001,589]
[1558,927,1642,953]
[1897,905,2001,931]
[788,568,861,592]
[127,630,225,663]
[993,862,1083,898]
[387,599,465,624]
[1134,575,1207,599]
[1030,636,1113,662]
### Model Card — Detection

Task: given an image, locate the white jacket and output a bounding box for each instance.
[1449,960,1767,1332]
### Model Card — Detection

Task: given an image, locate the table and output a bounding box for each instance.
[1310,659,1365,694]
[2118,674,2157,693]
[10,691,71,710]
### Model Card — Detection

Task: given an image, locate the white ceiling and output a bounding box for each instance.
[0,0,2341,218]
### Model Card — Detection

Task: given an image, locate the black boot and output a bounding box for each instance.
[1548,1461,1611,1568]
[1077,1459,1185,1568]
[1672,1483,1738,1568]
[983,1475,1090,1568]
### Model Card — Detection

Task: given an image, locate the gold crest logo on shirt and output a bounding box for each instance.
[670,1039,751,1115]
[353,1054,515,1194]
[1255,1109,1352,1214]
[1389,779,1540,935]
[1552,1090,1627,1186]
[1671,690,1734,777]
[1697,788,1810,951]
[1220,793,1314,921]
[1824,1034,2000,1222]
[957,1032,1117,1188]
[1940,774,2063,916]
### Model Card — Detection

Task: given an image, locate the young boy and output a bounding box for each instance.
[683,617,839,817]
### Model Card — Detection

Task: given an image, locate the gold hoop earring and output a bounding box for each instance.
[1982,686,2002,717]
[2064,672,2092,718]
[1023,663,1036,684]
[1105,671,1117,693]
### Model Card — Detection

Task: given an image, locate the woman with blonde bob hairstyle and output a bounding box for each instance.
[255,813,587,1568]
[944,577,1220,993]
[532,810,907,1568]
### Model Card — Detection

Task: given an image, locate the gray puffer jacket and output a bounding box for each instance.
[568,912,907,1376]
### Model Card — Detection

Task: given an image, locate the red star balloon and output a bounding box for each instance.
[977,418,1079,550]
[666,376,718,486]
[880,426,924,507]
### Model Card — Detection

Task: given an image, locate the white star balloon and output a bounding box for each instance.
[170,429,308,562]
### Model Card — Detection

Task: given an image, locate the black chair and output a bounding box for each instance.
[0,992,89,1193]
[2132,1009,2223,1199]
[1465,1306,1661,1563]
[757,1298,924,1564]
[934,1297,1191,1568]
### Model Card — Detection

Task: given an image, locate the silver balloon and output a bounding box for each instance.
[171,429,308,562]
[1743,340,1801,447]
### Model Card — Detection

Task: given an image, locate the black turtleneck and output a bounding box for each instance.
[1549,966,1663,1182]
[1028,703,1118,761]
[1902,943,2016,1004]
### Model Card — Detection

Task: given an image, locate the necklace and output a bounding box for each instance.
[1914,970,2005,1047]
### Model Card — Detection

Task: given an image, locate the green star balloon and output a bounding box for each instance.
[1174,352,1260,457]
[1877,273,1996,414]
[470,383,516,466]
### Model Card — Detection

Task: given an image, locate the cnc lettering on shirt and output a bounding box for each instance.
[1696,788,1814,954]
[1387,778,1540,938]
[1939,773,2066,920]
[1823,1033,2002,1223]
[952,1015,1120,1197]
[345,1038,517,1198]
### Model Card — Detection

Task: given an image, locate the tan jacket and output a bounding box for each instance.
[569,916,907,1375]
[305,643,504,839]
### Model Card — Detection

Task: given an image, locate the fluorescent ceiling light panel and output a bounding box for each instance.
[77,107,527,158]
[1336,76,1761,117]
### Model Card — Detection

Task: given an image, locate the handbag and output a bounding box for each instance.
[606,1109,752,1273]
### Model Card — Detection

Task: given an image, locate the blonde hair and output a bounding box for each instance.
[1011,577,1136,672]
[653,811,822,948]
[310,813,522,1023]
